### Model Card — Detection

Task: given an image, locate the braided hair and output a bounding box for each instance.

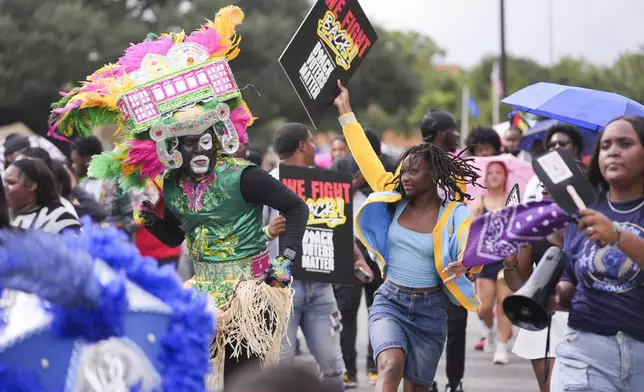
[387,143,481,202]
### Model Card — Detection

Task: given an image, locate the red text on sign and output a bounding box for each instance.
[282,178,306,199]
[311,180,351,203]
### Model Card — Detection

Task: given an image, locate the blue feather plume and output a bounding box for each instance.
[0,218,214,391]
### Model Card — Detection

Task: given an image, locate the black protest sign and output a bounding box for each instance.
[533,149,596,215]
[279,164,358,285]
[279,0,378,128]
[506,184,521,206]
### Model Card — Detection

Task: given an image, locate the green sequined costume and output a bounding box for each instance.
[164,157,267,307]
[163,157,266,307]
[163,156,293,381]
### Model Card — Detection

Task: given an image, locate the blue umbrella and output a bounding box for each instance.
[502,82,644,131]
[518,119,560,151]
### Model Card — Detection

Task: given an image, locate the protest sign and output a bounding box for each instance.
[279,0,378,128]
[279,164,357,284]
[506,184,521,206]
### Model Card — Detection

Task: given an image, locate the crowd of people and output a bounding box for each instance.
[3,93,643,392]
[1,4,644,392]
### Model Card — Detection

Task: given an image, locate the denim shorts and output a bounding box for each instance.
[368,281,447,387]
[550,327,644,392]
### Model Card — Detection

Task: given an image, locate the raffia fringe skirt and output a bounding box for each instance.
[202,280,293,387]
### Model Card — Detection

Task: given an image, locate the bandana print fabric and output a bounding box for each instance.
[462,200,575,267]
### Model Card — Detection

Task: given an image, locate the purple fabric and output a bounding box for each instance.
[462,200,575,267]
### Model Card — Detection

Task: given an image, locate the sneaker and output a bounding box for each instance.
[446,382,464,392]
[474,336,485,351]
[343,373,357,389]
[484,331,495,353]
[367,371,378,385]
[493,342,509,365]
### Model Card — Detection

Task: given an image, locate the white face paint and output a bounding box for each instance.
[199,133,213,151]
[190,155,210,175]
[189,134,213,175]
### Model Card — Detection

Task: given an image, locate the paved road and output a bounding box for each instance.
[296,295,539,392]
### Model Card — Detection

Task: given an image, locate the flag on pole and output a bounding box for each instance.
[510,110,531,132]
[468,96,479,119]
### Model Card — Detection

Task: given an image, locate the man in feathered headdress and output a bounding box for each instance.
[47,6,309,385]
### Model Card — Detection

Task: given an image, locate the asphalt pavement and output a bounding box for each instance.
[295,295,540,392]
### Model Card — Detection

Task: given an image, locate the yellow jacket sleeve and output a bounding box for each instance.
[339,113,400,192]
[339,112,467,197]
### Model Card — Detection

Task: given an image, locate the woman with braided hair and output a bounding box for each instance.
[388,143,480,201]
[332,81,482,392]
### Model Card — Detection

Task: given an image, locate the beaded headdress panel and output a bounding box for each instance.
[48,6,254,190]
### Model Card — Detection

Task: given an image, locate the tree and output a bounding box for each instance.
[464,52,644,129]
[0,0,436,145]
[0,0,153,132]
[611,50,644,103]
[351,30,451,135]
[4,0,642,144]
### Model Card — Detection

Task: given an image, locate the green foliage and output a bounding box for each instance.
[1,0,643,143]
[466,51,644,129]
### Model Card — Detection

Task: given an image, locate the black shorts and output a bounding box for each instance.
[478,261,504,280]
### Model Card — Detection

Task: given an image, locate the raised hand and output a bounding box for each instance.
[333,79,352,116]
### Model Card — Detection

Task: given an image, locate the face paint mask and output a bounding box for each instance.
[177,129,217,179]
[190,133,213,175]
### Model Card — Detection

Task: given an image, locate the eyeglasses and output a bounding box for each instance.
[548,140,571,149]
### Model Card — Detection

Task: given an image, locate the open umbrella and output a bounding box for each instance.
[466,153,534,201]
[518,119,560,151]
[502,82,644,131]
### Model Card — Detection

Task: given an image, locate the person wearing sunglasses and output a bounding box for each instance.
[544,124,584,154]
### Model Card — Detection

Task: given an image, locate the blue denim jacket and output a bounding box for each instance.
[355,191,481,311]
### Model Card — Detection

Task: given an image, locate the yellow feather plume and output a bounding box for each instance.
[77,76,136,111]
[113,145,128,161]
[174,31,186,43]
[120,162,139,177]
[152,176,164,189]
[213,6,244,38]
[161,31,186,44]
[207,5,244,62]
[241,100,257,125]
[90,63,121,81]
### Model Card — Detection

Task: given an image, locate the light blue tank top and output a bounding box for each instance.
[386,200,440,288]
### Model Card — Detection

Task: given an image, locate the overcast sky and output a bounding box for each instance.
[359,0,644,68]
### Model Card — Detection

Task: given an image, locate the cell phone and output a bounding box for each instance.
[355,267,371,283]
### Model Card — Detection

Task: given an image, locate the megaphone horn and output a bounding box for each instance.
[502,246,567,331]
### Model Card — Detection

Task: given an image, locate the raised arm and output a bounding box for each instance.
[333,80,399,192]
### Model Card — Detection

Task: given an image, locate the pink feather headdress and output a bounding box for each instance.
[49,5,255,190]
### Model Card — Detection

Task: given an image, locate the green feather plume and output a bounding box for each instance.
[119,171,146,191]
[87,148,126,180]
